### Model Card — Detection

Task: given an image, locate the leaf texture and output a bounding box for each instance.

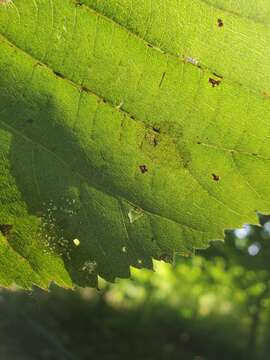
[0,0,269,288]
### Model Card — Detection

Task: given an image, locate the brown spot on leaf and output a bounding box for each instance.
[139,165,148,174]
[209,78,221,87]
[217,18,224,27]
[212,173,220,181]
[0,224,12,236]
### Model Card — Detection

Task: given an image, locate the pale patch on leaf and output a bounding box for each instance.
[128,208,144,224]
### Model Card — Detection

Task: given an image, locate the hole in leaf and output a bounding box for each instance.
[139,165,148,174]
[212,173,220,181]
[209,78,221,88]
[217,18,224,27]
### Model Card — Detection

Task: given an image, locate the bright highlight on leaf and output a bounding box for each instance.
[73,239,80,247]
[0,0,270,289]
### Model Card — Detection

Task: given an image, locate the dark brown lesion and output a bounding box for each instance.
[139,165,148,174]
[212,173,220,181]
[0,224,13,236]
[209,78,221,88]
[217,18,224,27]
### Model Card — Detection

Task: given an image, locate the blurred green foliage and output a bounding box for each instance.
[1,217,270,359]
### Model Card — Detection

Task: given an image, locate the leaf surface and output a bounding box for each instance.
[0,0,269,288]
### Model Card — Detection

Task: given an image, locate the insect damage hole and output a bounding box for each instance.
[209,78,221,88]
[139,165,148,174]
[217,18,224,27]
[212,173,220,181]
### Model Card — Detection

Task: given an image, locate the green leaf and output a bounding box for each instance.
[0,0,269,288]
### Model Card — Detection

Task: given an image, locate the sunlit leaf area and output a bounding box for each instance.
[1,216,270,359]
